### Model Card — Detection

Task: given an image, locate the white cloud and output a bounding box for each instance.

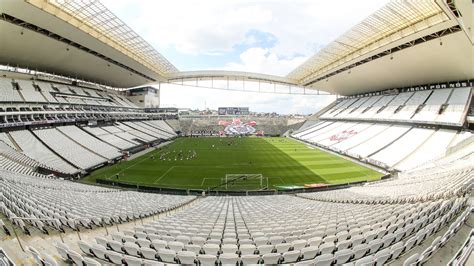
[101,0,387,113]
[103,0,391,63]
[106,1,273,55]
[223,47,307,76]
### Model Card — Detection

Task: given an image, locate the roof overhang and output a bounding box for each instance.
[288,0,474,96]
[166,70,298,86]
[0,0,176,88]
[302,26,473,96]
[1,0,472,95]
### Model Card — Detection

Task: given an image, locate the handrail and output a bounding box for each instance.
[448,228,474,266]
[10,217,62,252]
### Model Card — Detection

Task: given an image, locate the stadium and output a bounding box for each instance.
[0,0,473,265]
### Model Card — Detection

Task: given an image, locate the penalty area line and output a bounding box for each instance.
[153,166,176,184]
[200,177,221,188]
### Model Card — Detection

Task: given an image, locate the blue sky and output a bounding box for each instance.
[102,0,390,114]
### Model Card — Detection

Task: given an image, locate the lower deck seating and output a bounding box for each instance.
[0,170,195,234]
[0,141,40,169]
[115,123,157,142]
[395,129,457,171]
[57,126,122,160]
[132,121,175,139]
[0,133,15,148]
[76,193,469,265]
[123,121,171,140]
[83,126,138,150]
[8,130,79,175]
[369,127,434,167]
[298,158,472,204]
[146,120,177,136]
[34,128,107,170]
[0,155,42,177]
[292,121,472,170]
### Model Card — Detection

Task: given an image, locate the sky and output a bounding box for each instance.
[102,0,390,114]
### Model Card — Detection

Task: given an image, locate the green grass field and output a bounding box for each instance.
[83,137,383,190]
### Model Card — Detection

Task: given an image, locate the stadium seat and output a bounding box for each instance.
[354,255,374,266]
[239,244,257,255]
[368,239,383,254]
[257,244,274,255]
[334,249,353,264]
[185,244,202,254]
[177,250,196,264]
[353,244,369,260]
[309,236,323,247]
[42,253,59,266]
[83,257,101,266]
[374,248,391,265]
[319,242,335,254]
[68,250,84,265]
[123,242,140,256]
[283,250,301,263]
[313,253,334,266]
[123,255,142,266]
[152,240,168,250]
[262,253,281,264]
[157,248,176,263]
[301,246,319,260]
[168,241,185,252]
[403,253,420,266]
[203,243,220,255]
[91,244,108,260]
[275,242,292,253]
[108,240,124,253]
[221,244,238,254]
[337,239,352,250]
[241,254,260,264]
[219,253,240,265]
[292,239,308,250]
[54,243,70,262]
[198,254,217,265]
[78,241,94,256]
[106,251,124,264]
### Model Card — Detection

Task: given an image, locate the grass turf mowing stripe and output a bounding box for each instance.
[83,137,383,190]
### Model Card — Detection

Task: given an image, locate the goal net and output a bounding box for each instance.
[221,174,268,190]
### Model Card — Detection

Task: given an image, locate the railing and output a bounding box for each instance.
[448,228,473,265]
[8,216,123,252]
[9,217,62,252]
[95,177,374,196]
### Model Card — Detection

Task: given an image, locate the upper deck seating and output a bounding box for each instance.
[0,78,23,102]
[319,87,471,126]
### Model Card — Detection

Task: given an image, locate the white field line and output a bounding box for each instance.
[153,166,176,184]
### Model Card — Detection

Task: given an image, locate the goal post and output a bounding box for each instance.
[222,173,268,190]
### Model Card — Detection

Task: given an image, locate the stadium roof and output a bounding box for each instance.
[44,0,178,76]
[287,0,449,82]
[287,0,473,95]
[167,71,297,86]
[0,0,472,94]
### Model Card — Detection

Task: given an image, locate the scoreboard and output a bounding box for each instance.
[218,107,249,115]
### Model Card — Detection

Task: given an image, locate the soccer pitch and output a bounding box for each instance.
[84,137,383,190]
